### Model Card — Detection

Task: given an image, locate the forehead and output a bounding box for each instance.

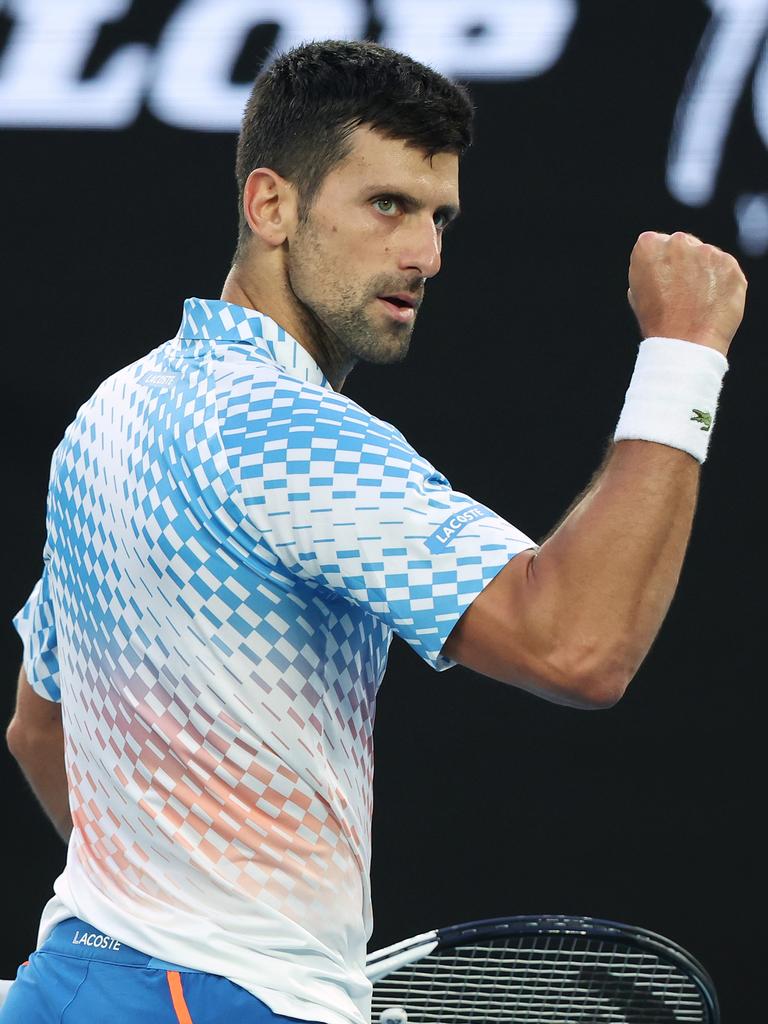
[324,125,460,205]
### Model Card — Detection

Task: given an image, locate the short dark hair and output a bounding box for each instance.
[234,39,474,259]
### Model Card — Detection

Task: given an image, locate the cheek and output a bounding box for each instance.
[290,232,357,304]
[291,214,383,301]
[290,230,332,286]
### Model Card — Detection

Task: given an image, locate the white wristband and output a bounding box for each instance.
[614,337,728,463]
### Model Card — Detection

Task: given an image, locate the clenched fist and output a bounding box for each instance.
[628,231,747,357]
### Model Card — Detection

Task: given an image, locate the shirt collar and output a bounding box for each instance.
[178,297,330,390]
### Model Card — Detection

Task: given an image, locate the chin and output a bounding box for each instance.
[362,332,412,365]
[335,310,414,367]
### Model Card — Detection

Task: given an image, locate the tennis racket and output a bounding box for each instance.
[365,915,719,1023]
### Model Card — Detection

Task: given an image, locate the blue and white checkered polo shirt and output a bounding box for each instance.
[14,298,535,1024]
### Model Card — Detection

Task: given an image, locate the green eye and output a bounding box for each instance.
[374,198,398,216]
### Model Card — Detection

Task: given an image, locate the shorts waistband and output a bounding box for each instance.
[41,918,201,973]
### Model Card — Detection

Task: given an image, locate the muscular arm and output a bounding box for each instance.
[444,231,746,709]
[6,666,72,841]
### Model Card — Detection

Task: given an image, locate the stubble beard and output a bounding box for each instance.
[312,293,415,366]
[288,219,419,372]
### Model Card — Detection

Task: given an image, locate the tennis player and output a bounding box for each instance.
[4,39,746,1024]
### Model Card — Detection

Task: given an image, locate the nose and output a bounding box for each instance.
[398,215,442,279]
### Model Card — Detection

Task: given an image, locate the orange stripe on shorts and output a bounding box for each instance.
[166,970,194,1024]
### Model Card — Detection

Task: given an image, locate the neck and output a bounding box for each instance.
[220,260,354,391]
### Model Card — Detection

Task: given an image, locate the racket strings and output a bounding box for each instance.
[370,935,708,1022]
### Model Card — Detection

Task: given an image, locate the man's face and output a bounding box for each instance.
[286,126,460,368]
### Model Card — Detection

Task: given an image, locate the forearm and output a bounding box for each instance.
[7,672,73,842]
[526,438,699,695]
[8,728,73,842]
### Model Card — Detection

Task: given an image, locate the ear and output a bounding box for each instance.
[242,167,297,247]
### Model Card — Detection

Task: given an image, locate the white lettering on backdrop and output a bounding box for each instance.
[0,0,148,127]
[0,0,578,129]
[667,0,768,255]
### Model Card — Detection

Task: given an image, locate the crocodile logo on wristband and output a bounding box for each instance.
[690,408,713,431]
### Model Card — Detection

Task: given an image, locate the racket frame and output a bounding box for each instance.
[366,914,720,1022]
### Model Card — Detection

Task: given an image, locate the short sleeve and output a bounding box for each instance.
[13,567,61,702]
[232,383,536,671]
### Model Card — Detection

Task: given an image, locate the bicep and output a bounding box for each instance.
[441,549,536,682]
[441,550,599,708]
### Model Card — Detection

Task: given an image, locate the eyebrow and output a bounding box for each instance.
[367,187,461,225]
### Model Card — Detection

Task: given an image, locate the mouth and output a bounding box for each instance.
[377,293,419,323]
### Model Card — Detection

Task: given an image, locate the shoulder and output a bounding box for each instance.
[219,371,450,490]
[220,370,415,452]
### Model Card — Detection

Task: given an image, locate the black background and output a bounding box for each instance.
[1,2,764,1020]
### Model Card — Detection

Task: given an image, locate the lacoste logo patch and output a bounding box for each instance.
[690,408,713,432]
[139,371,179,388]
[425,504,493,553]
[71,929,122,951]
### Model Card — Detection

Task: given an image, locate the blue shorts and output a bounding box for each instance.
[0,917,321,1023]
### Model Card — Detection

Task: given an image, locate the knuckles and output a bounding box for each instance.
[628,230,747,344]
[631,230,746,283]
